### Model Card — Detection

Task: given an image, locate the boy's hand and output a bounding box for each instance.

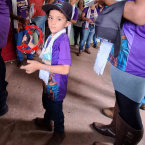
[20,60,42,74]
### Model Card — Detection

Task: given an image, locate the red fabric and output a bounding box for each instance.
[1,24,17,62]
[28,0,46,16]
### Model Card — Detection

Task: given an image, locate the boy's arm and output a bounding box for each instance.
[41,64,70,75]
[21,60,70,75]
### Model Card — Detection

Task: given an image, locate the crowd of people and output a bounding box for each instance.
[0,0,145,145]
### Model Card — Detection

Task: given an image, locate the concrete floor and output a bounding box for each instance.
[0,44,144,145]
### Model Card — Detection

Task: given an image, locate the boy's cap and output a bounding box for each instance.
[42,0,72,21]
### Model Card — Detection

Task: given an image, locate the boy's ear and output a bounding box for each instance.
[65,21,71,28]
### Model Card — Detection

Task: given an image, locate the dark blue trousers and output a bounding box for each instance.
[42,91,64,133]
[0,49,8,109]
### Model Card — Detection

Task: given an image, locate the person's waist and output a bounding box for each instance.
[89,23,95,26]
[35,9,46,16]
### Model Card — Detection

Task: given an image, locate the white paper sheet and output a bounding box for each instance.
[94,40,113,75]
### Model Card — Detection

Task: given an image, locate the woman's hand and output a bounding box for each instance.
[20,60,42,74]
[87,19,93,23]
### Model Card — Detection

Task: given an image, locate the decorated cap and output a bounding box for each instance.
[42,0,72,21]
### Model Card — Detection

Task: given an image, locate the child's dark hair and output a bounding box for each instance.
[77,0,85,8]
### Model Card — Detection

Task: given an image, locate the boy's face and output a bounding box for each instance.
[48,10,71,36]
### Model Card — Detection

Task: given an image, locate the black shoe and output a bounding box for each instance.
[85,49,91,54]
[34,117,53,131]
[17,61,23,68]
[93,44,97,48]
[47,132,65,145]
[0,104,8,116]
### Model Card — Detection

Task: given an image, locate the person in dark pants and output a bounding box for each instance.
[73,0,84,48]
[0,0,10,116]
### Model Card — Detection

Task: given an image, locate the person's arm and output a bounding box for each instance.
[123,0,145,25]
[71,7,78,24]
[71,19,77,24]
[20,60,70,75]
[10,13,26,24]
[81,12,92,23]
[95,0,145,25]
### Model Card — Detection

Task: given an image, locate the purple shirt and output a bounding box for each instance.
[82,7,99,23]
[17,0,29,18]
[6,0,12,12]
[46,33,72,101]
[123,22,145,77]
[0,0,10,48]
[109,0,145,78]
[122,0,145,77]
[72,7,78,20]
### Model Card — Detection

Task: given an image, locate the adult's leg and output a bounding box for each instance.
[111,65,144,144]
[32,15,46,34]
[79,26,83,45]
[85,25,95,54]
[14,31,24,62]
[115,92,144,145]
[0,49,8,116]
[79,27,89,51]
[93,100,119,138]
[73,25,79,46]
[77,25,89,56]
[116,91,142,130]
[93,33,97,48]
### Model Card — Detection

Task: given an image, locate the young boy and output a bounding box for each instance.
[21,0,72,144]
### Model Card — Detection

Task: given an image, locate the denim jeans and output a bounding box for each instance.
[15,30,33,61]
[79,23,95,51]
[42,91,64,133]
[93,33,97,45]
[32,15,46,34]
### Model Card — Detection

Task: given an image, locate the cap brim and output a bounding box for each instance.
[42,4,70,20]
